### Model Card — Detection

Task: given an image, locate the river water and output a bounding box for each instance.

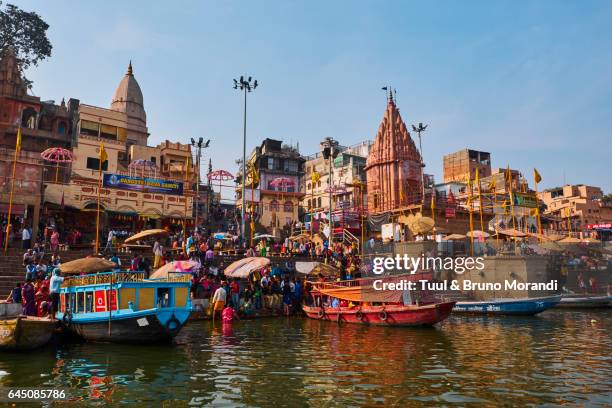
[0,310,610,407]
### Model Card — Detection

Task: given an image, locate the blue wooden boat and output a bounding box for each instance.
[556,294,612,309]
[56,271,191,343]
[453,295,562,316]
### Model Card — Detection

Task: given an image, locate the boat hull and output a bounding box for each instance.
[0,316,56,351]
[59,309,188,343]
[453,295,562,316]
[555,295,612,309]
[303,302,456,326]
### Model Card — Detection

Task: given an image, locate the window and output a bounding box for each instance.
[307,183,311,190]
[317,181,321,188]
[86,292,94,313]
[157,288,172,308]
[86,157,108,171]
[270,200,279,211]
[21,108,37,129]
[284,201,294,212]
[317,197,322,207]
[150,157,156,164]
[307,199,311,208]
[268,158,274,169]
[77,292,85,313]
[80,120,100,137]
[286,160,298,172]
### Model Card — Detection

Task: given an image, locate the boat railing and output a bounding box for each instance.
[146,272,192,283]
[62,271,145,287]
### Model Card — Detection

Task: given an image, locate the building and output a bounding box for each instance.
[302,140,370,215]
[236,138,304,234]
[42,63,196,236]
[443,148,491,183]
[365,93,422,214]
[0,47,74,239]
[538,185,612,233]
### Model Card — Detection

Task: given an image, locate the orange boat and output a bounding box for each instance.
[303,273,455,327]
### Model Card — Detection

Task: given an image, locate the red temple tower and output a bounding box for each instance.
[365,93,422,214]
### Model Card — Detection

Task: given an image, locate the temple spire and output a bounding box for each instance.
[127,60,133,76]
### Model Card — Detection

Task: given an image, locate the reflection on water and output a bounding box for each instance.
[0,311,609,407]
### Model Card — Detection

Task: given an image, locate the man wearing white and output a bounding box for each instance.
[211,281,227,324]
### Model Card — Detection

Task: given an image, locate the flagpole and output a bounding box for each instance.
[534,169,543,242]
[507,166,517,243]
[467,173,474,257]
[4,127,21,254]
[476,169,485,234]
[95,144,105,255]
[492,182,499,249]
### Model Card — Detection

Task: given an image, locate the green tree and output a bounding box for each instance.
[0,1,52,87]
[602,193,612,205]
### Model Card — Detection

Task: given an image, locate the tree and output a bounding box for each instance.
[0,1,52,87]
[602,193,612,205]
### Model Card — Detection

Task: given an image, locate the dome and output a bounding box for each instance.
[110,61,146,125]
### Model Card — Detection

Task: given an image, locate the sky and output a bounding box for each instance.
[14,0,612,194]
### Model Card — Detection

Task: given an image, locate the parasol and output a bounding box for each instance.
[495,228,527,238]
[558,236,581,243]
[59,257,117,275]
[289,233,310,242]
[124,229,168,244]
[149,260,200,279]
[224,257,270,278]
[41,147,74,183]
[304,262,339,278]
[254,234,277,240]
[409,214,435,235]
[467,230,490,239]
[213,232,232,240]
[443,234,467,241]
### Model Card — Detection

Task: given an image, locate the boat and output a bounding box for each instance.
[56,271,191,343]
[555,294,612,308]
[303,273,456,327]
[0,316,56,351]
[453,295,562,316]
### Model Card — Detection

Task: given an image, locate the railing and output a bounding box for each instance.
[62,271,145,287]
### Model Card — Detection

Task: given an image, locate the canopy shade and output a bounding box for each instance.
[496,229,527,238]
[467,230,490,239]
[124,229,168,244]
[149,260,200,279]
[225,257,270,278]
[443,234,466,241]
[59,257,117,275]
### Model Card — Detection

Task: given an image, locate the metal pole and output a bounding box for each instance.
[418,132,425,206]
[241,88,247,245]
[195,146,201,230]
[327,154,333,262]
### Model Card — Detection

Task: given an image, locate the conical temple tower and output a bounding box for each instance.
[365,93,422,213]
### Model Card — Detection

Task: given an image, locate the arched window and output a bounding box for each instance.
[317,181,321,188]
[317,197,322,208]
[307,199,311,209]
[21,107,37,129]
[307,183,311,190]
[284,201,294,213]
[57,122,67,134]
[270,199,279,211]
[373,194,379,208]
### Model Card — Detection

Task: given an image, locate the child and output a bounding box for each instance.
[222,303,239,324]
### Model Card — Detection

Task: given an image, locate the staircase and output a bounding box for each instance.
[0,249,133,297]
[333,228,361,252]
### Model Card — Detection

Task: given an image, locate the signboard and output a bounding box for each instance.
[512,192,538,208]
[242,188,261,202]
[381,223,401,242]
[94,289,117,312]
[103,173,183,196]
[445,207,456,218]
[587,223,612,230]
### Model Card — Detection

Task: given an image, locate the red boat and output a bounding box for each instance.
[303,273,455,327]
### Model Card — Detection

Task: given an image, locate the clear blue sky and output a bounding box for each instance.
[17,0,612,193]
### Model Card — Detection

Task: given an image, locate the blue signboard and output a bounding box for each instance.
[103,173,183,196]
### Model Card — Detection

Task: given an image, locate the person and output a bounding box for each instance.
[25,261,37,281]
[281,277,294,316]
[253,281,262,310]
[211,280,227,323]
[105,230,114,253]
[32,243,44,261]
[222,303,240,324]
[205,247,214,264]
[5,283,22,304]
[153,238,164,269]
[49,268,64,319]
[21,225,31,249]
[50,229,60,253]
[109,253,121,271]
[21,279,36,316]
[230,279,240,312]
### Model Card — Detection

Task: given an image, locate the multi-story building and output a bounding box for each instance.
[0,47,74,239]
[236,138,304,234]
[538,185,612,233]
[42,63,196,236]
[301,140,371,216]
[443,149,491,183]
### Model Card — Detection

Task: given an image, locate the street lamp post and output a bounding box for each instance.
[233,75,258,246]
[411,123,428,205]
[321,137,339,263]
[191,137,210,232]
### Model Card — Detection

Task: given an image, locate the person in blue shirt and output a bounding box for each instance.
[49,268,65,319]
[25,262,37,281]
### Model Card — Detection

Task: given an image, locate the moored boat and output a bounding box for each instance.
[304,273,456,327]
[555,294,612,308]
[0,316,56,351]
[57,271,191,343]
[453,295,562,316]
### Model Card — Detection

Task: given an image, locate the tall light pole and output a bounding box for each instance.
[233,75,258,245]
[191,137,210,232]
[411,123,427,206]
[322,137,339,262]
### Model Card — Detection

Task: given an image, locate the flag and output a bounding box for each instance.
[505,165,512,186]
[15,127,21,154]
[99,143,107,164]
[430,190,435,211]
[311,171,320,184]
[488,178,496,192]
[60,191,65,209]
[534,168,542,184]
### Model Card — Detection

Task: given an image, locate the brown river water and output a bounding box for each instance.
[0,310,610,407]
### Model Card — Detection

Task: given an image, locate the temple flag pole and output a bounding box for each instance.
[95,143,107,255]
[4,127,21,254]
[490,178,500,248]
[533,168,543,241]
[506,165,517,242]
[476,168,485,234]
[183,156,190,253]
[467,173,474,257]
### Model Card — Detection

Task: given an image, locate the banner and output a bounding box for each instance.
[512,192,538,208]
[103,173,183,196]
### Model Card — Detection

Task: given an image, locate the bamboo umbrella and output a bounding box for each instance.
[443,234,467,241]
[59,257,117,274]
[124,229,168,244]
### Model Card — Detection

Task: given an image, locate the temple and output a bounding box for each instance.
[365,92,422,214]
